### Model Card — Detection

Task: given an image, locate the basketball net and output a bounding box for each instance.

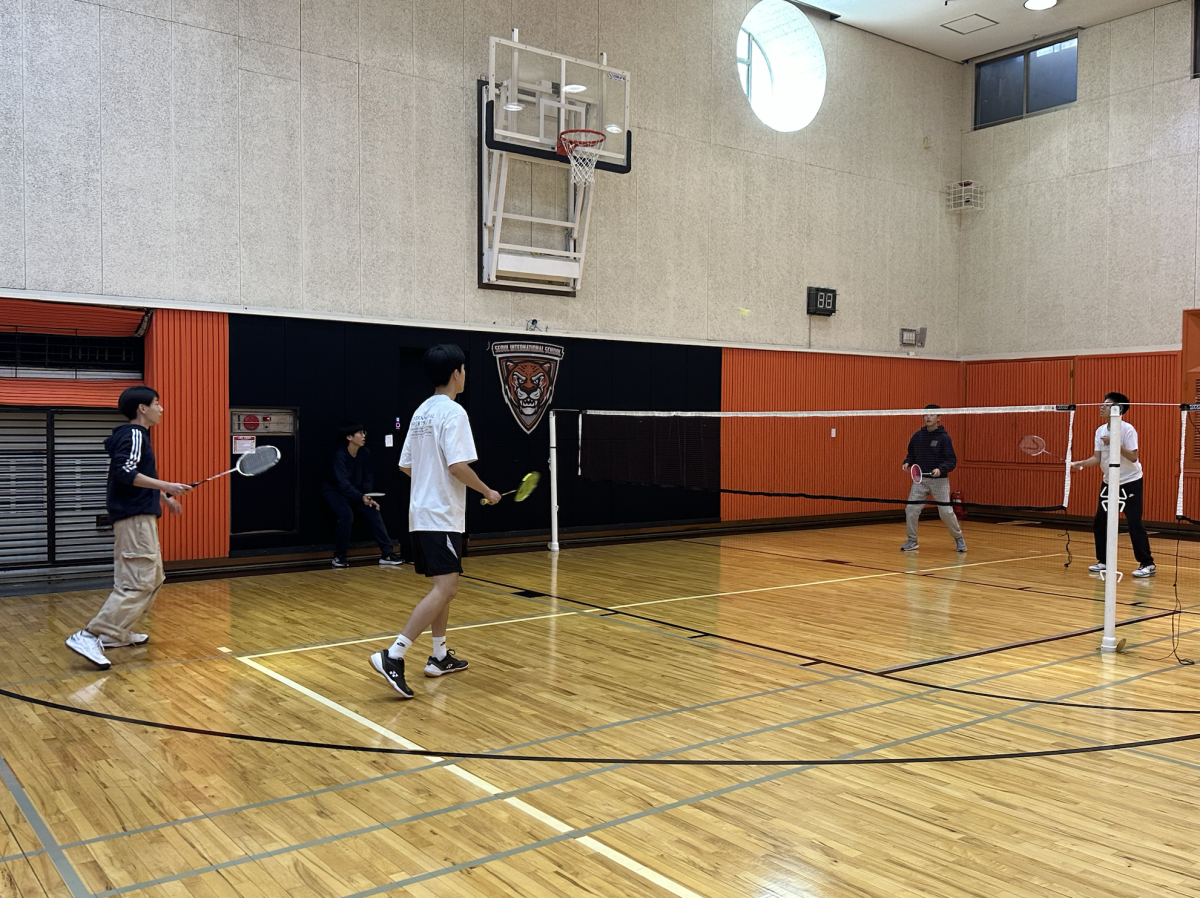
[557,129,605,186]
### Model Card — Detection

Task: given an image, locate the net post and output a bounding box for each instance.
[549,410,560,552]
[1178,407,1188,520]
[1100,404,1122,653]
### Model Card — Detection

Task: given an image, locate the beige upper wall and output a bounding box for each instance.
[0,0,964,357]
[959,0,1196,357]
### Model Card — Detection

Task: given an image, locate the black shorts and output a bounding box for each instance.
[411,531,463,577]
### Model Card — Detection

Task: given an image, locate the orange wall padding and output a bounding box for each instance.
[0,378,141,407]
[0,297,147,336]
[720,349,964,520]
[144,310,230,561]
[720,348,1184,525]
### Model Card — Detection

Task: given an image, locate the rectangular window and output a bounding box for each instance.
[975,37,1077,128]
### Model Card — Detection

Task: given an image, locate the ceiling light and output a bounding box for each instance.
[504,102,524,111]
[1024,0,1057,9]
[605,123,622,133]
[562,84,587,93]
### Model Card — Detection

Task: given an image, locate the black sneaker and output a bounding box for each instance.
[379,553,404,566]
[424,649,469,677]
[369,651,414,698]
[332,556,350,569]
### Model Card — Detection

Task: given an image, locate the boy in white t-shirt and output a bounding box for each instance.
[369,344,501,699]
[1071,392,1155,578]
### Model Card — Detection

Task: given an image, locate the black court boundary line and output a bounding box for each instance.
[3,685,1200,767]
[460,573,1199,713]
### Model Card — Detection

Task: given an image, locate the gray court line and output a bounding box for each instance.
[9,614,1196,870]
[314,664,1200,898]
[85,648,1194,897]
[0,753,91,897]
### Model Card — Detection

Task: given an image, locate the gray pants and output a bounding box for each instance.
[87,515,165,642]
[906,478,963,542]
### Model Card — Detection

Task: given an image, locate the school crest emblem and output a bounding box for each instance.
[491,342,565,434]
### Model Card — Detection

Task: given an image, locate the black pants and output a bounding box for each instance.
[1093,478,1154,567]
[323,489,394,558]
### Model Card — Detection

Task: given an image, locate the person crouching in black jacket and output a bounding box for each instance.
[322,421,403,568]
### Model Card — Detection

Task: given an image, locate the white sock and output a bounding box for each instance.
[387,634,411,660]
[431,636,447,661]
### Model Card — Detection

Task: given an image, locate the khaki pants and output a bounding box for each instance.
[905,478,963,542]
[87,515,165,642]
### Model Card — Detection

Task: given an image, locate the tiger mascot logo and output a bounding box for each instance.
[490,342,564,434]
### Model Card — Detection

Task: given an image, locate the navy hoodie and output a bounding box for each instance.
[105,423,161,521]
[903,425,957,478]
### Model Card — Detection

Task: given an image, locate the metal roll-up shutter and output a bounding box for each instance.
[0,410,49,567]
[54,410,125,562]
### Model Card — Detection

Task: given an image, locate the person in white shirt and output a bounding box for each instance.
[369,344,501,699]
[1071,392,1155,579]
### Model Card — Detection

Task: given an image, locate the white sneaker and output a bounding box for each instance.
[1132,564,1156,579]
[1088,562,1106,573]
[100,632,149,649]
[66,631,111,670]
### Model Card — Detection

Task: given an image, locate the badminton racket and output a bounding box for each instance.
[908,465,930,484]
[189,445,281,487]
[1018,435,1063,461]
[480,471,540,505]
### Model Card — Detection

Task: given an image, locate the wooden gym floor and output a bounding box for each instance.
[2,520,1199,898]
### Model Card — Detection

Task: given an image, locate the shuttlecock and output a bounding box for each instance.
[737,308,752,317]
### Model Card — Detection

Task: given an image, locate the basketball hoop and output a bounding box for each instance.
[557,128,605,185]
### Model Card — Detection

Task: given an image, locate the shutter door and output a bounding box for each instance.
[54,410,125,562]
[0,410,49,567]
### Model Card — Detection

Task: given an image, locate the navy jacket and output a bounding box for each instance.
[904,425,957,478]
[324,446,375,501]
[105,424,161,521]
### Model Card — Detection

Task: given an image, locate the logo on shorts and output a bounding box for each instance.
[490,342,565,434]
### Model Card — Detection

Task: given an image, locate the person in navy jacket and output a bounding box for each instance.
[65,386,191,670]
[900,404,966,553]
[322,421,403,568]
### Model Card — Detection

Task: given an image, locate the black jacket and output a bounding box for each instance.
[105,424,161,522]
[324,446,375,501]
[904,425,957,478]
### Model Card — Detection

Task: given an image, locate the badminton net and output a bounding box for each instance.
[576,404,1078,517]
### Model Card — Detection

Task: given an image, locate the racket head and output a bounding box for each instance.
[910,465,922,484]
[1018,434,1046,457]
[235,445,281,477]
[513,471,541,502]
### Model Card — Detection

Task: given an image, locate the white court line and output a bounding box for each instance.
[238,657,703,898]
[604,553,1066,611]
[247,612,578,659]
[245,552,1065,659]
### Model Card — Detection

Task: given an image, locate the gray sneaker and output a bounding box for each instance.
[900,540,919,551]
[955,538,967,553]
[66,630,111,670]
[100,632,149,649]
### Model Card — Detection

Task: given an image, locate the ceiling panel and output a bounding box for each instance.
[809,0,1170,61]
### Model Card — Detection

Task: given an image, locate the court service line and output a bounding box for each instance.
[0,752,90,897]
[237,657,703,898]
[245,611,580,659]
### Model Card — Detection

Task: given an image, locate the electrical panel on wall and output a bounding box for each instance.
[806,286,836,317]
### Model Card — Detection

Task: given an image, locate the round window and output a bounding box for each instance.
[736,0,826,132]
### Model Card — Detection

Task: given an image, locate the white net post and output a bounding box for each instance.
[549,410,560,552]
[1100,404,1122,653]
[1178,407,1188,521]
[1062,407,1075,509]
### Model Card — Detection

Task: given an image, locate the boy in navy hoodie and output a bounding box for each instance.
[65,386,191,670]
[900,404,966,553]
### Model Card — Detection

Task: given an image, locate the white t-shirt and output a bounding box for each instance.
[1093,421,1143,485]
[400,394,478,532]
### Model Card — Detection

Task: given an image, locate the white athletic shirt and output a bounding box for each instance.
[1093,421,1142,485]
[399,394,478,532]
